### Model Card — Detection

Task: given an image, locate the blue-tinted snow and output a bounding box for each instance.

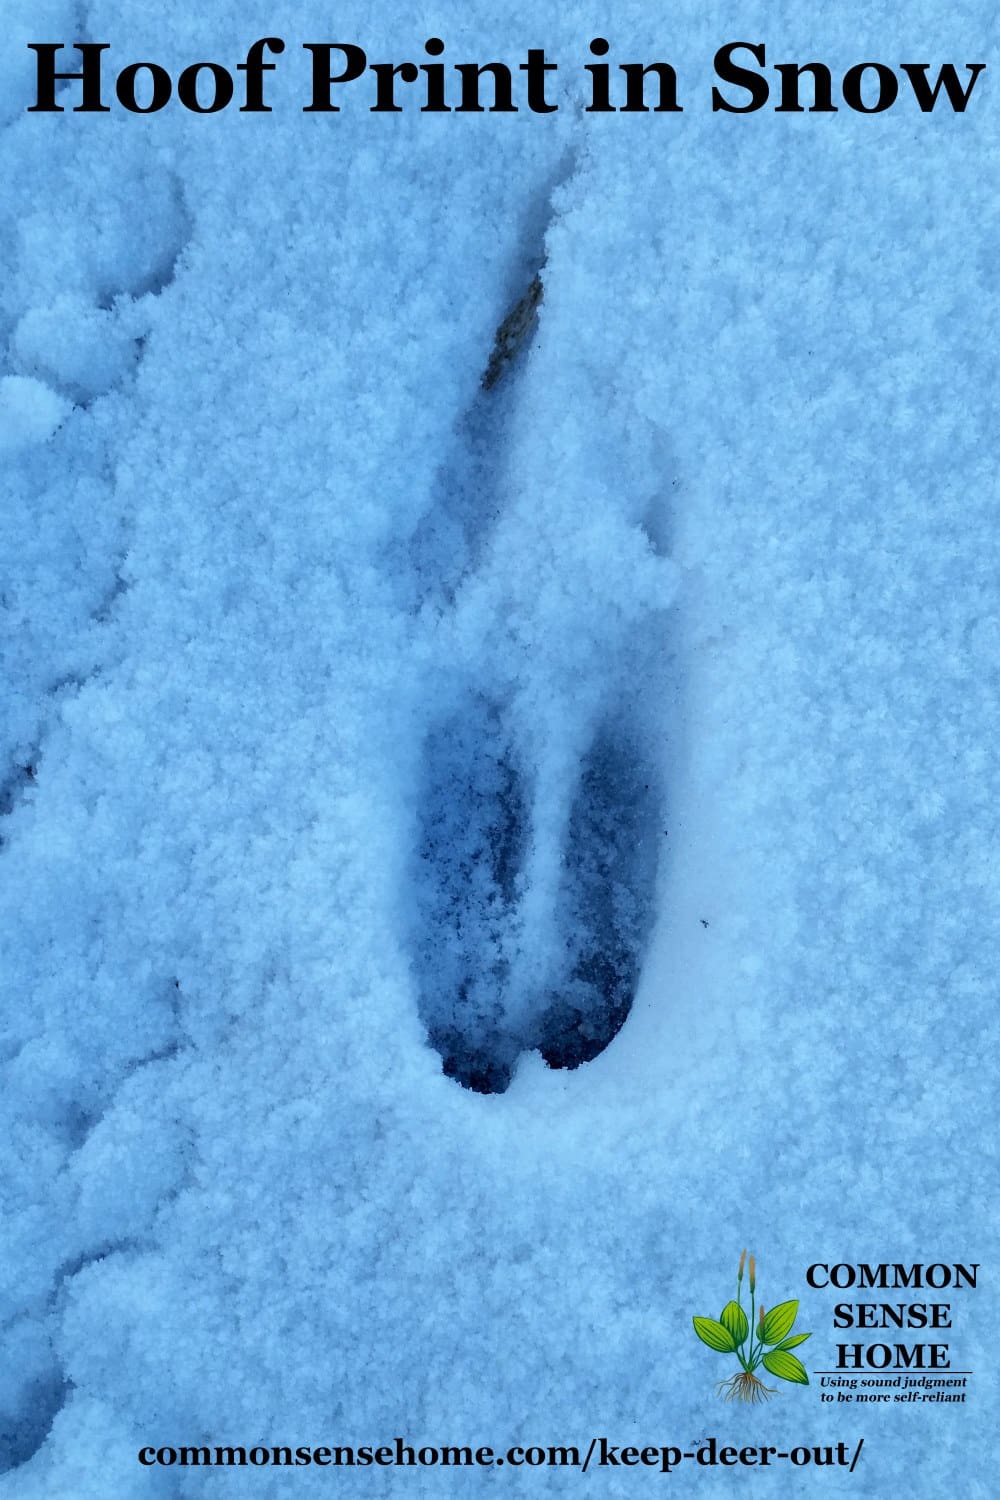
[1,1,997,1495]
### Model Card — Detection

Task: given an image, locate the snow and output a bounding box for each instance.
[1,2,998,1497]
[0,375,70,451]
[12,298,142,406]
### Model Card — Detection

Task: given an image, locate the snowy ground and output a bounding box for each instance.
[1,2,998,1496]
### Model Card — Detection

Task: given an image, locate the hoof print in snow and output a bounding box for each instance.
[537,722,660,1072]
[413,694,528,1094]
[414,701,659,1093]
[408,224,662,1093]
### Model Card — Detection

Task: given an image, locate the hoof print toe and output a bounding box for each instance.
[536,721,659,1072]
[412,693,528,1094]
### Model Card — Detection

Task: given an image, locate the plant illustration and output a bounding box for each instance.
[692,1250,811,1403]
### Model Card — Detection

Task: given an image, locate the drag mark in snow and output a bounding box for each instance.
[394,261,546,614]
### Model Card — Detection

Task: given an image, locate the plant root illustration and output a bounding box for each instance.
[715,1371,778,1404]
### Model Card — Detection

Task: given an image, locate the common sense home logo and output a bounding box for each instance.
[693,1250,812,1403]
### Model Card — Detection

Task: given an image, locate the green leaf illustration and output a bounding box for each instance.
[720,1301,750,1346]
[762,1349,809,1385]
[692,1317,737,1353]
[775,1332,811,1351]
[760,1299,798,1346]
